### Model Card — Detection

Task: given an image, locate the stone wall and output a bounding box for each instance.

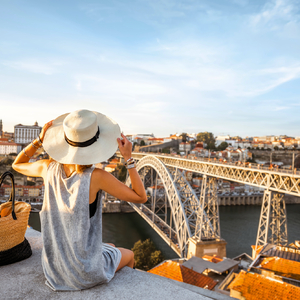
[137,139,180,153]
[251,150,300,165]
[102,201,135,213]
[218,195,263,206]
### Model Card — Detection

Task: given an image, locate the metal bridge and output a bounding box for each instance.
[116,152,300,258]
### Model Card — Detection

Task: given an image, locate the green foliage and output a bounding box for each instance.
[162,148,170,154]
[116,164,127,182]
[180,133,187,142]
[0,157,14,166]
[140,140,145,146]
[217,142,228,151]
[132,239,164,271]
[27,180,36,186]
[197,132,216,150]
[247,153,256,163]
[274,146,279,150]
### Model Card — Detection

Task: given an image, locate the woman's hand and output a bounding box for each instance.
[117,133,132,161]
[39,120,53,143]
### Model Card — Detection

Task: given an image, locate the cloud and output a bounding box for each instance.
[2,59,64,75]
[274,106,290,110]
[250,0,300,31]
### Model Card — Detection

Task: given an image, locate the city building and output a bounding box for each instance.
[215,135,230,147]
[0,119,2,136]
[14,122,42,146]
[0,184,44,200]
[179,142,191,152]
[0,141,21,155]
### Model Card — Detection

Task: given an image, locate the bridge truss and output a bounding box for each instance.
[125,156,218,257]
[119,152,300,255]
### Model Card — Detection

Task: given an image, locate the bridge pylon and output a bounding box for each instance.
[255,190,288,254]
[188,175,226,259]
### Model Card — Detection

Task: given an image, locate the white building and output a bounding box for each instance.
[179,142,191,152]
[14,122,42,145]
[0,142,21,155]
[215,135,230,147]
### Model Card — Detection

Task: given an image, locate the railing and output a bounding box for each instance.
[117,151,300,196]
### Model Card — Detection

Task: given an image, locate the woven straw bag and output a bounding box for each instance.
[0,171,32,266]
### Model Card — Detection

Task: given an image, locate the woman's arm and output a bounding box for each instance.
[92,134,147,204]
[12,121,53,179]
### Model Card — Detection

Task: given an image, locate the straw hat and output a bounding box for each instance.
[43,109,121,165]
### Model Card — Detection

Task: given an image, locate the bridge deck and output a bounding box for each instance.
[116,152,300,197]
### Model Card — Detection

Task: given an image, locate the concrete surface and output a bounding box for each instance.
[0,228,232,300]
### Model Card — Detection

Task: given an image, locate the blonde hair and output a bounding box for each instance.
[75,164,93,173]
[49,157,92,174]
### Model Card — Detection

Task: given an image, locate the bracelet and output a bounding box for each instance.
[126,162,136,169]
[23,148,32,158]
[126,160,135,166]
[31,141,39,149]
[125,157,135,167]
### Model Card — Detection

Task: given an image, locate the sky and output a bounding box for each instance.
[1,0,300,137]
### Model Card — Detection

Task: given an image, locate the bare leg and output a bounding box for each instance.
[116,247,134,271]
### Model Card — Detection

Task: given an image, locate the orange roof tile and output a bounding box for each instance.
[259,257,300,280]
[202,255,223,263]
[228,270,300,300]
[148,261,217,290]
[109,159,119,164]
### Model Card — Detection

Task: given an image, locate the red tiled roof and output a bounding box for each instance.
[148,260,217,290]
[110,158,119,163]
[228,270,300,300]
[148,138,164,141]
[105,164,117,169]
[0,142,18,146]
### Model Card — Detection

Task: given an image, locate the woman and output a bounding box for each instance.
[12,109,147,291]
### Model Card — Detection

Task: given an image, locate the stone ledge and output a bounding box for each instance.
[0,228,231,300]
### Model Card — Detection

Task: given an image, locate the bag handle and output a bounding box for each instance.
[0,171,17,220]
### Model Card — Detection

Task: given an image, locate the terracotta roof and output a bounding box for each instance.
[0,142,18,146]
[202,255,223,263]
[110,158,119,163]
[105,164,117,171]
[259,257,300,280]
[148,138,164,141]
[148,260,217,290]
[228,270,300,300]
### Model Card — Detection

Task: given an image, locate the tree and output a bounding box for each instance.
[132,239,164,271]
[196,132,216,150]
[217,142,228,151]
[116,164,127,182]
[140,140,145,146]
[180,133,188,142]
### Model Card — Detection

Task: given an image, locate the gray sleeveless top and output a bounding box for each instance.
[40,162,121,291]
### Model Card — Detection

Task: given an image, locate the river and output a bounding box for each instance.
[28,204,300,259]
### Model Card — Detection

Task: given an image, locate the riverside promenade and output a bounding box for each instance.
[0,228,231,300]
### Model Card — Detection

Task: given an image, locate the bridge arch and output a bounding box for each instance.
[125,155,209,257]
